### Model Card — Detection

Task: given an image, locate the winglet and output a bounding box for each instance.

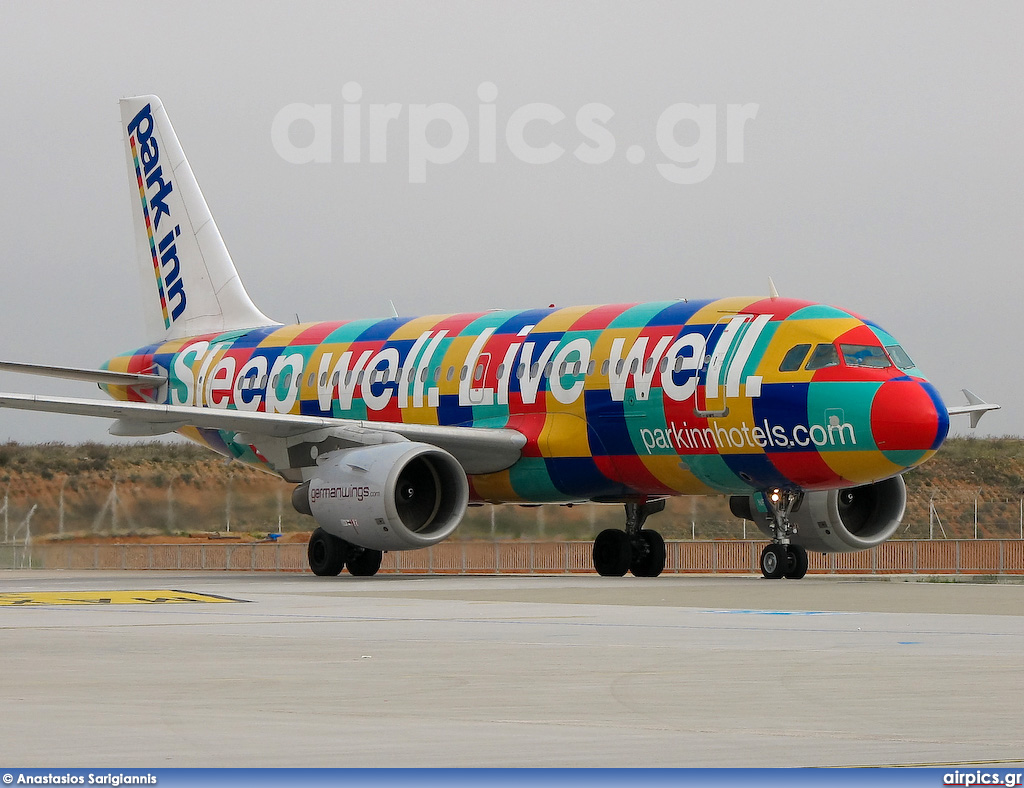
[946,389,1000,429]
[768,277,780,299]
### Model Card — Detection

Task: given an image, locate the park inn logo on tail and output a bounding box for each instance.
[127,103,187,328]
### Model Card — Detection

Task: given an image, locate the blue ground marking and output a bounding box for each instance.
[703,609,846,616]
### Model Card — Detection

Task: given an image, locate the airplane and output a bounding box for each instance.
[0,95,999,579]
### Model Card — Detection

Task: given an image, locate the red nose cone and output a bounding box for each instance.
[870,380,946,452]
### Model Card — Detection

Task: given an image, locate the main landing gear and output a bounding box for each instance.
[592,499,667,577]
[759,489,808,580]
[307,527,384,577]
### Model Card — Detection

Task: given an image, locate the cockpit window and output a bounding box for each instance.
[885,344,916,370]
[840,344,892,368]
[779,344,811,372]
[804,343,839,370]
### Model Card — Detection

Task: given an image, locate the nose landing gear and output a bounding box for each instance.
[759,489,809,579]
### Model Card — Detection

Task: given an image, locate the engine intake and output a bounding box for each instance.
[293,442,469,551]
[731,475,907,553]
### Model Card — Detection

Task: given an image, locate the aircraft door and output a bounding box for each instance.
[467,352,492,405]
[695,315,748,418]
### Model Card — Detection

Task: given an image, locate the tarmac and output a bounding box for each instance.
[1,571,1022,768]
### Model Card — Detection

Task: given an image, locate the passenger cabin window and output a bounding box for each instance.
[779,344,811,372]
[804,343,839,370]
[886,345,916,370]
[840,344,892,369]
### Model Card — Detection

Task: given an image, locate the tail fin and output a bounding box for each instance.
[120,95,278,341]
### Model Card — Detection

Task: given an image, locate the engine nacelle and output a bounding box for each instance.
[730,475,907,553]
[292,442,469,551]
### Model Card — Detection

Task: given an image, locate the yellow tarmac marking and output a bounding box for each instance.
[0,590,245,606]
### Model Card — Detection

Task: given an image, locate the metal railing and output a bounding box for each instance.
[3,539,1023,574]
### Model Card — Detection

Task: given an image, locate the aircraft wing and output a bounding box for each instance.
[0,392,525,475]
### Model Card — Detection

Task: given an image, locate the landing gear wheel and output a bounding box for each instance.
[630,530,666,577]
[593,529,631,577]
[347,548,384,577]
[307,528,347,576]
[784,544,808,579]
[760,544,788,579]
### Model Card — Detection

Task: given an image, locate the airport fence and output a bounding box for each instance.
[2,538,1023,575]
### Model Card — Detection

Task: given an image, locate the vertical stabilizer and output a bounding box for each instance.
[120,95,278,341]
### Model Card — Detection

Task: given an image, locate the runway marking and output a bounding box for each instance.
[0,590,246,606]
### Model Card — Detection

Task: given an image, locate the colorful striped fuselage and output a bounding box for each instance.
[102,296,949,502]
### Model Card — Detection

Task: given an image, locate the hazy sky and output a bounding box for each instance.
[0,1,1020,444]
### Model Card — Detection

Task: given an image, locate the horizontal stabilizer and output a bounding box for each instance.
[946,389,1000,429]
[0,360,165,388]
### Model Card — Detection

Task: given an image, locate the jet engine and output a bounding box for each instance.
[292,442,469,551]
[729,475,907,553]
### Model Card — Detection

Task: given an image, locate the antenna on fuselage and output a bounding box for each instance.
[388,300,400,318]
[768,277,780,299]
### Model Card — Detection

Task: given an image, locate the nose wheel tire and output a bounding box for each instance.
[760,544,788,579]
[784,544,809,579]
[760,543,810,579]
